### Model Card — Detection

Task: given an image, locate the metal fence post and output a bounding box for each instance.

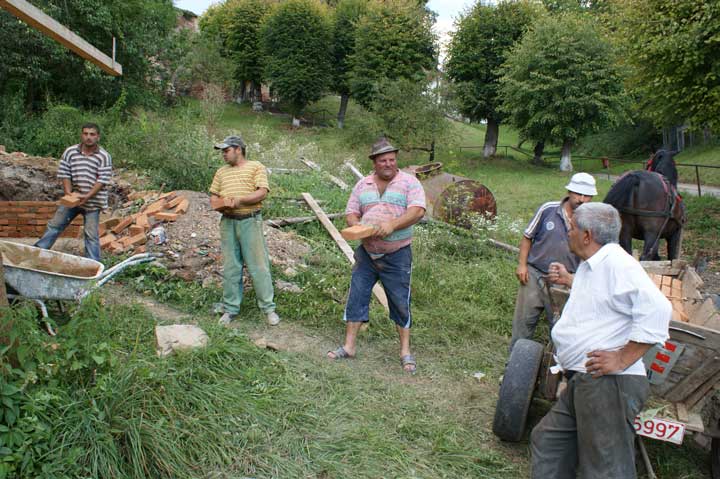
[695,165,702,197]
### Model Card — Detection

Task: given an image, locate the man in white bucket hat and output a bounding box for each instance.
[508,172,597,352]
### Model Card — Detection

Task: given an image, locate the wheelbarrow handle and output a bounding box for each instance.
[77,253,163,300]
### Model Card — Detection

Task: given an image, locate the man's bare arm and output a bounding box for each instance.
[232,187,268,208]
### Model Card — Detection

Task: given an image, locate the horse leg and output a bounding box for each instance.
[641,229,661,261]
[619,223,633,256]
[667,227,683,261]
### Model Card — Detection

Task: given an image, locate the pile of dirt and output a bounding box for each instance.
[145,191,310,285]
[0,147,147,207]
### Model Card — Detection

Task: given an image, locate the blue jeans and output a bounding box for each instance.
[35,206,101,261]
[344,245,413,328]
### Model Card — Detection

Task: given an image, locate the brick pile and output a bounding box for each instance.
[99,191,190,255]
[0,201,82,238]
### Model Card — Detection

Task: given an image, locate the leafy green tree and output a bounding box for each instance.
[260,0,332,124]
[0,0,176,110]
[611,0,720,131]
[369,76,451,155]
[446,1,540,159]
[498,14,626,171]
[155,28,236,100]
[330,0,368,128]
[200,0,273,101]
[348,0,436,110]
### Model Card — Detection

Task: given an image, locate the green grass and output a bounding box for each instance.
[4,98,719,478]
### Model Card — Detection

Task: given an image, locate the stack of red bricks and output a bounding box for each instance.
[99,191,190,255]
[0,201,82,238]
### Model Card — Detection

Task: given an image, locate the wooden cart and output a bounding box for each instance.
[493,260,720,478]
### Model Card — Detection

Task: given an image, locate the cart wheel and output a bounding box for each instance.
[493,339,544,442]
[712,437,720,479]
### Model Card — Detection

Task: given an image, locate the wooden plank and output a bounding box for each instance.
[486,238,520,254]
[299,157,320,171]
[680,266,704,300]
[301,192,388,312]
[344,161,364,180]
[0,0,122,76]
[690,298,719,328]
[665,355,720,403]
[641,260,680,276]
[684,367,720,410]
[675,402,689,423]
[0,256,8,307]
[328,174,348,190]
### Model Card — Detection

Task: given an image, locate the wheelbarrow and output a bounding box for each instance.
[0,240,160,335]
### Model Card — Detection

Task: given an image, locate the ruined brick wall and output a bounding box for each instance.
[0,201,82,238]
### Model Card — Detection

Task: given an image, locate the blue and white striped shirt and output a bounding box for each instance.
[57,144,112,210]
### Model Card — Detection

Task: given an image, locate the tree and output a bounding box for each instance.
[200,0,273,101]
[260,0,332,124]
[445,0,540,159]
[610,0,720,132]
[330,0,368,128]
[0,0,177,110]
[498,14,627,171]
[369,76,451,155]
[348,0,436,110]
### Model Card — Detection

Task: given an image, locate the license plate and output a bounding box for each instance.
[634,416,685,445]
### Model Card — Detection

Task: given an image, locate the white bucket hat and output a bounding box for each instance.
[565,172,598,196]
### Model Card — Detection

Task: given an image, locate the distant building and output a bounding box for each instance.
[176,9,199,32]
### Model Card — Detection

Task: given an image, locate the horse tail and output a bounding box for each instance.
[603,172,642,207]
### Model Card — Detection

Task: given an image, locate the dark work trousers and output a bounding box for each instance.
[531,373,649,479]
[509,265,554,352]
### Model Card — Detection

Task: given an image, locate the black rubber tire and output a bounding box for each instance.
[712,436,720,479]
[493,339,545,442]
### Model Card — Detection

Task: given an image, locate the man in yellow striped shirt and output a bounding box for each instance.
[210,135,280,326]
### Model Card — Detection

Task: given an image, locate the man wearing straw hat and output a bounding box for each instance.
[327,137,426,373]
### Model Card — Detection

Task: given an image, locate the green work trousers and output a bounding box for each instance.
[220,215,275,315]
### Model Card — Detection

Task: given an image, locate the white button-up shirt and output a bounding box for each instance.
[552,243,672,376]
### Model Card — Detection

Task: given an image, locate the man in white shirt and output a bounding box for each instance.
[531,203,672,479]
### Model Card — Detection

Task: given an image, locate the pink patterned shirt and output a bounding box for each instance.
[345,170,426,254]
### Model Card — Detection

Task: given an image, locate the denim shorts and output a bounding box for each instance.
[344,245,413,328]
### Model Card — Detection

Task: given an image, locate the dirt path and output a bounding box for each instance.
[102,284,527,471]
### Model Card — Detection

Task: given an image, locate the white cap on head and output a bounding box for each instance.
[565,172,597,196]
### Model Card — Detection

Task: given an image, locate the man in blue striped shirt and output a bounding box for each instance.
[35,123,112,261]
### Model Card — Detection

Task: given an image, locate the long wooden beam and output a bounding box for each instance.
[0,0,122,76]
[301,192,389,312]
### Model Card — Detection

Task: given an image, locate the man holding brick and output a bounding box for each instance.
[35,123,112,261]
[326,137,426,373]
[210,135,280,327]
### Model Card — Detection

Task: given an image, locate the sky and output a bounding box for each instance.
[174,0,474,49]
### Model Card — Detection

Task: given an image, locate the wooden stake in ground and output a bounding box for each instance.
[301,192,389,312]
[0,256,7,307]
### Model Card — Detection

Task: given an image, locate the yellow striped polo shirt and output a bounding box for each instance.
[209,161,270,214]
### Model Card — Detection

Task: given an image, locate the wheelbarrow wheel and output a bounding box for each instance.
[493,339,544,442]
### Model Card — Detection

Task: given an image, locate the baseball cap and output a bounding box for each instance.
[214,135,246,150]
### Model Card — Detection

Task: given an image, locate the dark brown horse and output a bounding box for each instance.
[604,170,686,260]
[647,149,679,187]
